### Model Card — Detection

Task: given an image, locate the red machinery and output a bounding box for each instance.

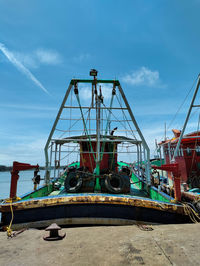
[152,163,181,201]
[10,161,39,199]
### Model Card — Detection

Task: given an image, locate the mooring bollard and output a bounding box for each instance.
[43,223,66,241]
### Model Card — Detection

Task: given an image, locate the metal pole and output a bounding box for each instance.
[168,142,171,162]
[172,75,200,162]
[95,82,101,191]
[44,83,73,182]
[50,143,53,168]
[58,144,61,177]
[96,93,101,171]
[139,144,142,177]
[54,143,57,178]
[137,144,139,176]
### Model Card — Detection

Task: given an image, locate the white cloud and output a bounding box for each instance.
[79,86,92,101]
[0,43,49,94]
[101,85,113,100]
[12,52,37,68]
[79,84,113,102]
[35,49,62,65]
[122,67,164,87]
[12,48,62,68]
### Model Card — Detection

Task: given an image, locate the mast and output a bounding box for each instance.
[90,69,101,190]
[96,88,101,175]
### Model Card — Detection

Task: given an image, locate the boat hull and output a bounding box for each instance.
[0,194,190,229]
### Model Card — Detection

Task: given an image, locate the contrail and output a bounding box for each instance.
[0,43,49,95]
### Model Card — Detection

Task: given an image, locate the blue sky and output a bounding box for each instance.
[1,0,200,165]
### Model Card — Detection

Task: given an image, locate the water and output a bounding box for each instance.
[0,170,46,199]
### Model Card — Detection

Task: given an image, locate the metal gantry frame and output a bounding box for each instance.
[44,77,151,186]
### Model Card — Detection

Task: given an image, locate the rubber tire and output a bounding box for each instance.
[65,172,83,193]
[105,174,124,194]
[121,166,131,176]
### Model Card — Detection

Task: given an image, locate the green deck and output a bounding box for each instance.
[21,161,171,203]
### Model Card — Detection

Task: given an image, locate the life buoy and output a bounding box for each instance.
[105,173,124,194]
[65,171,83,192]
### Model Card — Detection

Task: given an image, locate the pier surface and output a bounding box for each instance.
[0,223,199,266]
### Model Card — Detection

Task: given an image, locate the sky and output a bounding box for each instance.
[1,0,200,166]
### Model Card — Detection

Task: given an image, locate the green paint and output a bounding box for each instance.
[69,162,80,167]
[20,160,170,203]
[150,159,164,167]
[94,178,101,191]
[94,164,101,191]
[149,187,170,203]
[70,79,120,86]
[131,171,171,202]
[22,184,53,200]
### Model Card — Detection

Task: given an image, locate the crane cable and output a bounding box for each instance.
[167,76,198,131]
[100,86,115,161]
[75,89,96,163]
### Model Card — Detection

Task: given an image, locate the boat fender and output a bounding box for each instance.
[65,171,83,192]
[105,173,124,194]
[121,166,131,176]
[68,166,77,173]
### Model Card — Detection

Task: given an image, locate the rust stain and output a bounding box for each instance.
[0,194,186,215]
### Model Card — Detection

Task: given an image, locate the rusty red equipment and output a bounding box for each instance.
[10,161,39,199]
[151,163,181,201]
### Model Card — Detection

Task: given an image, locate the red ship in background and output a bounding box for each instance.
[153,75,200,200]
[158,129,200,189]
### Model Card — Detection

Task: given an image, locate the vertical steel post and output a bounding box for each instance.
[58,144,61,177]
[137,144,139,176]
[50,143,53,168]
[44,83,73,183]
[139,144,142,177]
[95,105,101,190]
[94,79,101,191]
[168,142,171,162]
[54,143,57,178]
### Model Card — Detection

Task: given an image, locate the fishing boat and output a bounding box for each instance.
[153,75,200,205]
[0,70,192,230]
[156,130,200,190]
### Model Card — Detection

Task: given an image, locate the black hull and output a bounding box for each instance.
[1,203,190,229]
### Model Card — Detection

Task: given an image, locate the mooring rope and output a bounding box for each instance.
[182,202,200,223]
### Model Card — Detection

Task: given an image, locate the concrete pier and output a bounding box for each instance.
[0,223,199,266]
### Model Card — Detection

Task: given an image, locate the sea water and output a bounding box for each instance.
[0,170,46,200]
[0,170,46,221]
